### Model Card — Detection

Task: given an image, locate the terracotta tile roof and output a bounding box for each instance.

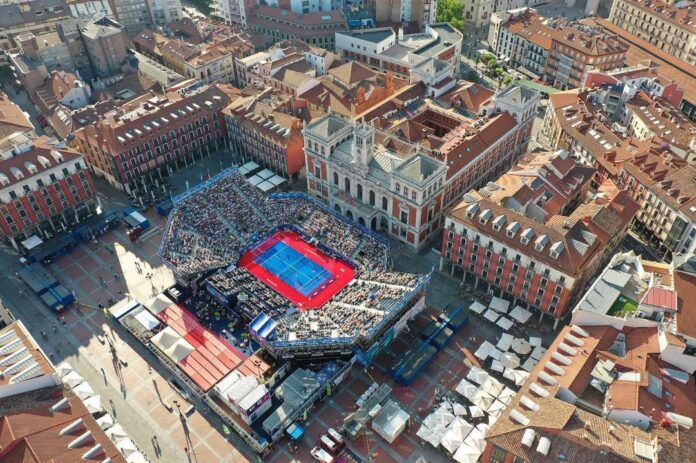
[248,5,347,37]
[674,269,696,338]
[584,18,696,105]
[0,321,53,387]
[438,81,494,114]
[614,0,696,34]
[0,136,82,190]
[131,29,168,57]
[641,286,677,311]
[0,91,33,138]
[625,92,696,148]
[553,29,628,56]
[328,61,376,86]
[0,387,127,463]
[503,10,561,51]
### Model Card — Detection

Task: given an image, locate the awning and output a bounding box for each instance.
[509,306,533,324]
[21,235,43,250]
[489,297,510,313]
[469,301,486,314]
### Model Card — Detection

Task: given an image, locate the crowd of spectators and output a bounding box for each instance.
[160,170,425,346]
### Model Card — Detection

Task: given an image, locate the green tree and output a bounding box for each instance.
[436,0,465,32]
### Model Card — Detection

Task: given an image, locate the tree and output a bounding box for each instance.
[436,0,465,32]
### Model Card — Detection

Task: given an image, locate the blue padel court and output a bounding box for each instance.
[255,241,333,296]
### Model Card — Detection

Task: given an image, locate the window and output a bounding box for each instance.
[314,164,321,178]
[489,446,507,463]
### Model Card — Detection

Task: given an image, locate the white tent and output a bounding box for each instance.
[468,406,485,418]
[56,363,74,377]
[247,174,263,186]
[503,368,530,387]
[488,347,503,361]
[372,401,409,444]
[96,413,115,430]
[501,352,521,369]
[464,427,487,452]
[455,379,478,401]
[469,301,486,314]
[483,309,500,323]
[73,382,94,400]
[417,424,440,447]
[423,405,455,430]
[496,333,513,352]
[257,169,274,179]
[529,336,542,347]
[116,438,138,457]
[453,403,468,416]
[512,338,532,355]
[126,451,148,463]
[530,345,548,360]
[239,161,259,174]
[269,175,286,187]
[466,366,489,385]
[147,293,173,314]
[489,297,510,313]
[481,377,504,398]
[497,387,517,405]
[487,400,507,418]
[490,359,505,373]
[62,370,84,388]
[21,235,43,250]
[441,417,473,454]
[453,443,483,463]
[83,395,103,414]
[134,309,160,331]
[496,316,514,331]
[521,357,539,373]
[107,424,129,443]
[257,180,275,192]
[471,390,495,411]
[509,306,533,323]
[474,340,493,361]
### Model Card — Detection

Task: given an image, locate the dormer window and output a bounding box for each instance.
[479,208,492,225]
[10,167,23,180]
[520,228,534,245]
[492,214,506,231]
[506,221,520,238]
[535,234,550,252]
[466,202,480,218]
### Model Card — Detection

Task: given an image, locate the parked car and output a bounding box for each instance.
[311,446,334,463]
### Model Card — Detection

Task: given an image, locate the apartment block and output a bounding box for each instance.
[609,0,696,66]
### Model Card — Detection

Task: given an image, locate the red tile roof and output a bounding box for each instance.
[641,286,677,311]
[674,270,696,338]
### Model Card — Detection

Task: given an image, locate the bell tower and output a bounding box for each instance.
[352,117,375,168]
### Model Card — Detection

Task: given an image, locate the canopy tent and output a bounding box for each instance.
[456,379,478,401]
[96,413,115,430]
[468,301,486,314]
[417,424,441,447]
[512,338,532,355]
[257,169,274,179]
[107,424,129,443]
[257,180,275,192]
[126,452,148,463]
[134,309,160,331]
[73,382,94,400]
[239,161,260,175]
[497,387,517,405]
[269,175,286,186]
[500,352,521,369]
[441,417,474,454]
[481,377,504,398]
[468,406,485,418]
[62,370,84,388]
[530,345,548,360]
[247,175,263,186]
[21,235,44,250]
[372,400,410,444]
[83,395,103,414]
[474,340,494,361]
[529,336,542,347]
[487,400,507,418]
[471,390,495,411]
[56,363,74,377]
[483,309,500,323]
[488,347,503,361]
[496,316,514,331]
[423,405,455,430]
[509,306,533,324]
[147,294,173,314]
[464,427,487,452]
[116,438,138,457]
[496,333,513,352]
[503,368,530,387]
[466,366,489,385]
[490,359,505,373]
[286,423,304,441]
[489,297,510,313]
[453,402,468,416]
[521,357,539,373]
[453,443,483,463]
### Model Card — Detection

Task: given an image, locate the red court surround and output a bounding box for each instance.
[238,230,355,310]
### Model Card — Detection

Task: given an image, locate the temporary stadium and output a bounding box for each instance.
[159,167,430,363]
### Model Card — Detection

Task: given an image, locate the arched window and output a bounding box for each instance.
[333,172,339,185]
[369,190,375,206]
[357,184,363,201]
[344,177,351,193]
[382,197,388,210]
